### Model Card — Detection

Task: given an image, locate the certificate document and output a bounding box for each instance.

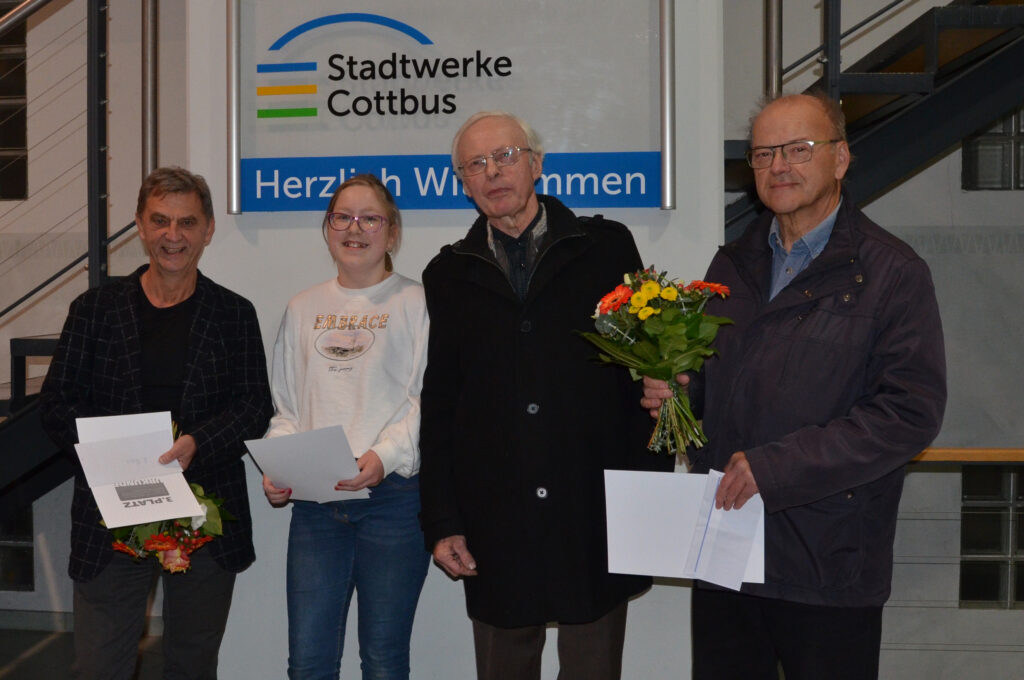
[605,469,764,591]
[74,412,203,529]
[245,425,369,503]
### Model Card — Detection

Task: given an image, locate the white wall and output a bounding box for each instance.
[184,1,723,677]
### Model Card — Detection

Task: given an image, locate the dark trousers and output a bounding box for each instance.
[691,588,883,680]
[471,600,628,680]
[72,548,236,680]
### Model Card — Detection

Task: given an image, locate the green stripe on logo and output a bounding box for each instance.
[257,108,318,118]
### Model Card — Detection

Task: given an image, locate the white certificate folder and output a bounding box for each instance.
[74,412,203,529]
[605,469,765,591]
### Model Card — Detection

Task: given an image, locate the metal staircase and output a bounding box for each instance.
[724,0,1024,242]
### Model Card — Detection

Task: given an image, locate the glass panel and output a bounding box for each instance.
[0,154,26,200]
[0,507,32,540]
[1017,141,1023,191]
[1016,512,1024,555]
[0,546,34,591]
[963,140,1013,190]
[962,466,1008,501]
[962,508,1008,554]
[981,115,1013,136]
[1014,563,1024,606]
[960,560,1007,604]
[0,56,25,98]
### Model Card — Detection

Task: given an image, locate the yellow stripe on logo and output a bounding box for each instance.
[257,85,318,96]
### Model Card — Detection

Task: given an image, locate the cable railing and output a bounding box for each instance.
[0,219,136,322]
[0,0,111,327]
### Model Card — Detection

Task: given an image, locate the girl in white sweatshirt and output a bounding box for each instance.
[263,174,429,680]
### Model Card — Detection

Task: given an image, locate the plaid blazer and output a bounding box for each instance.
[39,266,273,581]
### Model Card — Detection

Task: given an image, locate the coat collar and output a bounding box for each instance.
[449,195,589,303]
[724,190,864,308]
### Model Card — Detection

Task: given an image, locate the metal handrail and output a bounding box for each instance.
[782,0,911,76]
[0,0,54,41]
[0,221,136,323]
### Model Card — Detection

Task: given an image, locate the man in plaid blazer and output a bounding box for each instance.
[40,167,273,680]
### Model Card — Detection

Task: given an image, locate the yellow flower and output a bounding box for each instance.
[638,306,656,320]
[630,291,648,308]
[640,281,661,298]
[628,305,641,314]
[660,286,679,301]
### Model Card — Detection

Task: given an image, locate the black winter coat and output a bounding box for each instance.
[419,196,672,627]
[692,196,946,607]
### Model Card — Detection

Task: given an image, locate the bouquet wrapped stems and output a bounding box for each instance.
[580,267,731,455]
[648,381,706,454]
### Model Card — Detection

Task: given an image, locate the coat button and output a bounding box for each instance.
[803,289,813,298]
[846,491,855,499]
[536,487,548,499]
[842,293,851,302]
[526,403,540,414]
[520,320,532,332]
[854,274,864,284]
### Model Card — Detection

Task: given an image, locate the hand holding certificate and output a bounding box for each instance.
[604,469,764,591]
[245,425,370,503]
[74,412,203,529]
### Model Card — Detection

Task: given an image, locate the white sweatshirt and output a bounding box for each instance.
[266,273,429,478]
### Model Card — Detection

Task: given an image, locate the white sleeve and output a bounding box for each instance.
[370,294,429,478]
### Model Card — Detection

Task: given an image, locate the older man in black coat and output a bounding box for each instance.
[419,111,671,680]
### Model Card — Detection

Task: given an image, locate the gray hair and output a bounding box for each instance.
[136,166,214,219]
[450,111,544,177]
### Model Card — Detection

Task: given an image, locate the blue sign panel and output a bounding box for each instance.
[241,152,660,211]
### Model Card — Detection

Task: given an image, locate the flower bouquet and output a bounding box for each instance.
[580,267,731,454]
[108,483,231,573]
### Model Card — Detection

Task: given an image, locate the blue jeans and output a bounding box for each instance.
[286,473,429,680]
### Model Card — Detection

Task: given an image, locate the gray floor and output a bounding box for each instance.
[0,630,162,679]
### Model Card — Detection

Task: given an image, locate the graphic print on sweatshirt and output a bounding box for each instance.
[312,312,391,362]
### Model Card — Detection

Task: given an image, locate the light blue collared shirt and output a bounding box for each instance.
[767,200,842,300]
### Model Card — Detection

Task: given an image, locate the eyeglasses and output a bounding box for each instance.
[745,139,840,169]
[323,213,388,233]
[458,146,532,176]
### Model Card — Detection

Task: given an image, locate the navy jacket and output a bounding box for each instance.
[419,196,672,627]
[39,266,273,581]
[692,196,946,607]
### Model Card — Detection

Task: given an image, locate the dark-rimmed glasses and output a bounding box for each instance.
[458,146,532,176]
[746,139,840,169]
[323,213,388,233]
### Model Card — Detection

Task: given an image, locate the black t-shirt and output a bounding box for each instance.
[138,293,197,422]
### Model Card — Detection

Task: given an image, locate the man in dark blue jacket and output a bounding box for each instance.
[644,93,946,679]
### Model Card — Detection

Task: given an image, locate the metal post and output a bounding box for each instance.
[142,0,158,176]
[764,0,782,97]
[823,0,842,101]
[659,0,675,210]
[87,0,108,289]
[227,0,242,214]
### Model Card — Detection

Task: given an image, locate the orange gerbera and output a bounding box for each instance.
[599,284,633,313]
[143,534,178,552]
[685,281,730,297]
